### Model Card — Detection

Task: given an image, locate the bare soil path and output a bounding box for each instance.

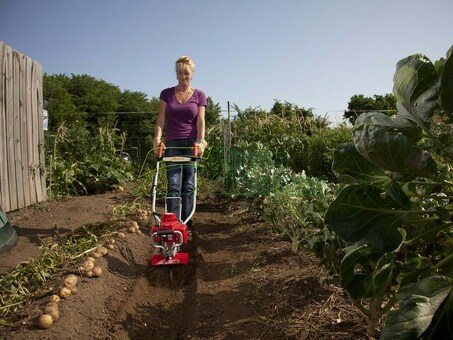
[1,184,369,339]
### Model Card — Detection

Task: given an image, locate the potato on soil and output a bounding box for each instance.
[45,302,59,310]
[48,294,60,303]
[106,244,114,250]
[43,305,59,321]
[83,270,93,278]
[128,221,140,233]
[80,259,95,272]
[59,287,72,299]
[92,266,103,278]
[95,245,108,256]
[63,274,78,288]
[91,252,102,259]
[137,208,150,225]
[117,231,126,239]
[37,314,54,329]
[137,208,149,217]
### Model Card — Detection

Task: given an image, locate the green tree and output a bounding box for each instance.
[117,90,157,112]
[270,100,314,120]
[116,92,159,162]
[66,74,121,129]
[116,91,158,138]
[205,97,221,128]
[344,94,396,124]
[271,100,329,130]
[43,74,81,131]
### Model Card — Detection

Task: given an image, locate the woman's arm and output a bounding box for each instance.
[154,99,166,140]
[153,99,166,153]
[196,105,206,140]
[195,105,207,157]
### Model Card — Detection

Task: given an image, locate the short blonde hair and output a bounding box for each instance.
[175,55,195,73]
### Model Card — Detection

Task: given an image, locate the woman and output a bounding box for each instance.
[153,56,207,232]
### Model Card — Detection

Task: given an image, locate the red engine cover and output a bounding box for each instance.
[151,213,188,244]
[151,213,189,266]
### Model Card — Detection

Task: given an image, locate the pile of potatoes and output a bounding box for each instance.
[36,227,138,330]
[127,221,142,235]
[136,207,150,226]
[37,247,107,329]
[37,273,78,329]
[37,295,60,329]
[78,246,108,278]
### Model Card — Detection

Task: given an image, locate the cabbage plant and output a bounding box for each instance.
[325,46,453,338]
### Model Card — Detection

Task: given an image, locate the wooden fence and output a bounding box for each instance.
[0,41,46,213]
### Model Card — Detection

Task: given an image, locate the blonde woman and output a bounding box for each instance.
[153,56,207,232]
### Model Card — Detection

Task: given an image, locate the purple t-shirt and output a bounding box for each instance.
[159,87,207,141]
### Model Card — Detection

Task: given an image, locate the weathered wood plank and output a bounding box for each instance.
[5,45,18,211]
[0,41,10,211]
[25,55,35,204]
[31,61,43,203]
[0,41,4,74]
[36,61,46,202]
[13,50,25,209]
[29,60,38,203]
[20,53,31,207]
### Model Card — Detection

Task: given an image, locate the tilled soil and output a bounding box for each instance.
[1,185,369,339]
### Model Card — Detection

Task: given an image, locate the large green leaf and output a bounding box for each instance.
[353,114,437,176]
[381,276,453,340]
[386,182,411,209]
[393,53,439,125]
[354,111,422,141]
[340,245,394,299]
[332,143,388,185]
[325,185,404,251]
[440,45,453,115]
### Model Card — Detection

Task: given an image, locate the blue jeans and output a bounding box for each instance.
[164,139,196,222]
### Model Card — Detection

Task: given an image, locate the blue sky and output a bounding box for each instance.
[1,0,452,125]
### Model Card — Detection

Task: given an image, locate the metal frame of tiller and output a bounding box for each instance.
[150,142,198,266]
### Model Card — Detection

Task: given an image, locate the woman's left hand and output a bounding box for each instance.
[195,139,208,158]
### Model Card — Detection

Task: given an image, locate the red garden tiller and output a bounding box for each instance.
[150,142,199,266]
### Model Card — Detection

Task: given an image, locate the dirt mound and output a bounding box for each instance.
[1,187,369,339]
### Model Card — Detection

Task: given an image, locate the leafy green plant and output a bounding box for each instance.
[110,198,144,220]
[227,142,293,203]
[304,126,352,181]
[228,141,337,250]
[324,46,453,338]
[200,125,225,180]
[261,173,337,251]
[230,107,351,181]
[46,125,134,197]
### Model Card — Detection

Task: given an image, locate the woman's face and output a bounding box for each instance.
[176,65,193,86]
